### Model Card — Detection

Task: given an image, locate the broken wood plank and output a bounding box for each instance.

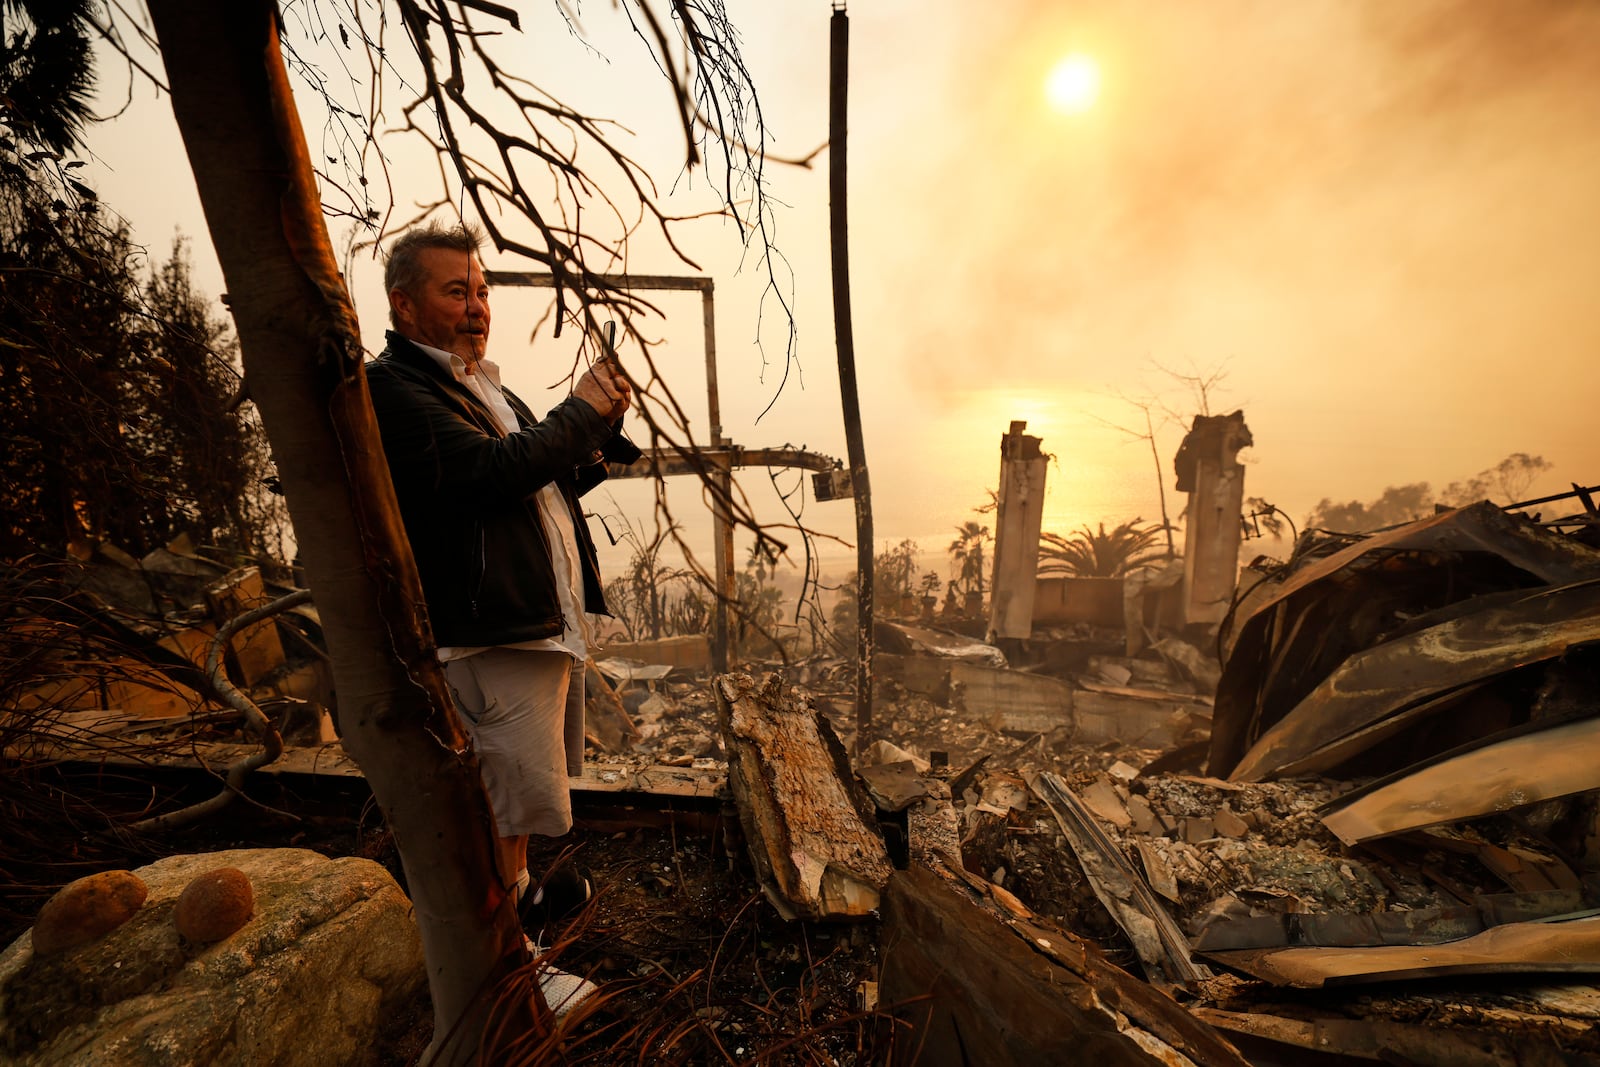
[715,673,891,920]
[1201,914,1600,988]
[1476,841,1581,894]
[1191,1007,1587,1067]
[1320,715,1600,844]
[880,865,1249,1067]
[576,762,725,800]
[1030,771,1209,991]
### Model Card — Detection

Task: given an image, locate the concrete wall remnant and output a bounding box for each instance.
[1174,412,1252,626]
[988,422,1048,642]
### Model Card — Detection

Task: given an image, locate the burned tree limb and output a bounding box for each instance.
[715,673,890,920]
[582,657,640,755]
[129,589,311,833]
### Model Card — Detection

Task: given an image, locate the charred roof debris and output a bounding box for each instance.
[6,425,1600,1063]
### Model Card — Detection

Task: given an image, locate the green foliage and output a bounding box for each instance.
[733,568,785,657]
[0,0,97,154]
[1304,484,1432,534]
[0,151,286,564]
[1438,453,1554,508]
[946,520,990,604]
[1304,454,1554,534]
[874,539,919,607]
[601,533,680,642]
[1038,519,1166,578]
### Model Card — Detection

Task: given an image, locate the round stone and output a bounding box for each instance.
[174,867,255,943]
[32,869,148,957]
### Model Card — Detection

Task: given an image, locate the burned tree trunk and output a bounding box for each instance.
[144,3,529,1061]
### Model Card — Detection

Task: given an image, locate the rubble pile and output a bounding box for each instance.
[8,498,1600,1063]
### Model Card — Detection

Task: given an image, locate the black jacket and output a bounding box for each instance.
[365,331,641,648]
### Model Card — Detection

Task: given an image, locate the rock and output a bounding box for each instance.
[0,848,425,1067]
[174,867,253,943]
[30,871,147,958]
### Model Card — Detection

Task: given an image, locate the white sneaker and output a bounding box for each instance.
[539,966,599,1019]
[524,936,598,1019]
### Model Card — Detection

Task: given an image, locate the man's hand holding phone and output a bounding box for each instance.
[574,321,632,423]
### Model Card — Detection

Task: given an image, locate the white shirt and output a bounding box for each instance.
[413,342,591,665]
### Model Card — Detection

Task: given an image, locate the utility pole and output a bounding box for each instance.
[830,5,874,741]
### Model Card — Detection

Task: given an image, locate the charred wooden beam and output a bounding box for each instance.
[879,865,1250,1067]
[715,673,891,920]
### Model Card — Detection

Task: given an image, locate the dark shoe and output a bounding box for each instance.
[519,864,592,930]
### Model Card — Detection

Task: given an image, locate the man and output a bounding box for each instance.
[365,222,636,947]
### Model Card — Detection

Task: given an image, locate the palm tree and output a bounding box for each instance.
[1,0,97,154]
[1038,519,1167,578]
[947,520,990,603]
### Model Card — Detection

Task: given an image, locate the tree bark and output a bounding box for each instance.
[145,2,531,1060]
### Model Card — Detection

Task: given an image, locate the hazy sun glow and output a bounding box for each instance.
[1046,54,1101,114]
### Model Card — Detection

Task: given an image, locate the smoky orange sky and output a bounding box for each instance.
[85,1,1600,578]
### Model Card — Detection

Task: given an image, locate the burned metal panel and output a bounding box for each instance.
[1265,682,1487,780]
[1229,578,1600,781]
[1319,714,1600,844]
[1209,503,1600,777]
[1201,914,1600,988]
[1193,906,1486,952]
[1234,503,1600,624]
[1030,772,1208,991]
[874,620,1007,667]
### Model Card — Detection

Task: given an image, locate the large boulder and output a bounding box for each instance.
[0,848,424,1066]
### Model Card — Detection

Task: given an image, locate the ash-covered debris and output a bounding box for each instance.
[13,494,1600,1064]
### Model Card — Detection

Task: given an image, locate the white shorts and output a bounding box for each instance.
[442,648,586,838]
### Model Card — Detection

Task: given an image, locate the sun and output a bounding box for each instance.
[1045,54,1101,114]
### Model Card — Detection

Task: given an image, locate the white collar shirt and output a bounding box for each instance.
[413,341,590,665]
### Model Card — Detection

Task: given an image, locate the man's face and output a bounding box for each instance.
[390,247,491,364]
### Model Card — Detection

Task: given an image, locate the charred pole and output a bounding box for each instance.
[830,5,873,739]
